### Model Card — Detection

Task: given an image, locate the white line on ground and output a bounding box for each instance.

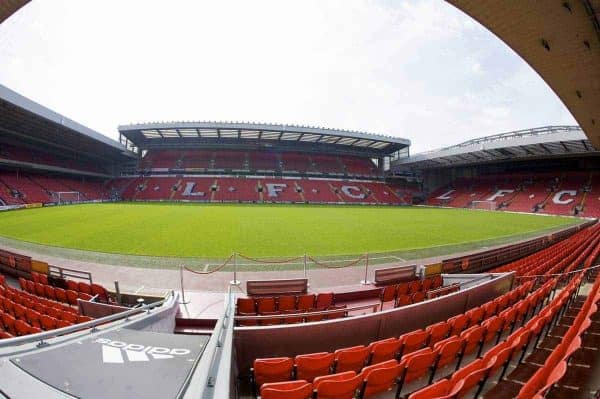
[203,264,210,272]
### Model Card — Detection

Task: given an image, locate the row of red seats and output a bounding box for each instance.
[0,284,92,338]
[517,268,600,397]
[412,234,600,398]
[492,224,600,277]
[379,275,444,308]
[20,278,92,305]
[31,272,109,302]
[408,277,563,398]
[249,280,538,397]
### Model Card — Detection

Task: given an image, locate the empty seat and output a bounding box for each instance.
[14,319,30,336]
[252,357,294,389]
[313,371,362,399]
[278,295,296,311]
[260,380,313,399]
[257,297,277,314]
[90,284,109,302]
[38,274,48,285]
[1,313,16,335]
[408,378,463,399]
[296,294,315,311]
[78,292,93,301]
[54,287,68,304]
[396,282,409,296]
[315,292,334,310]
[78,282,92,295]
[40,314,57,330]
[25,309,41,328]
[295,352,335,382]
[448,313,469,335]
[334,346,370,373]
[66,290,79,306]
[427,321,452,347]
[408,280,422,294]
[380,285,397,310]
[368,337,402,364]
[411,291,426,303]
[34,283,45,297]
[56,319,73,329]
[359,359,402,398]
[396,294,411,307]
[397,347,439,394]
[66,280,79,292]
[465,307,485,327]
[77,315,93,323]
[398,330,429,357]
[236,297,256,314]
[460,325,486,357]
[44,285,56,301]
[482,315,505,345]
[433,336,465,372]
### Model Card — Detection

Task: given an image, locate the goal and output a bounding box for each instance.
[471,200,497,211]
[52,191,82,205]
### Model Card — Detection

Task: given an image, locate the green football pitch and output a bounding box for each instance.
[0,203,579,259]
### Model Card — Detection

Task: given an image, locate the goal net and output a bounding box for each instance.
[52,191,82,205]
[471,200,497,211]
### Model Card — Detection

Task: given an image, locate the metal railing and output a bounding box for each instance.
[0,291,174,349]
[48,265,93,284]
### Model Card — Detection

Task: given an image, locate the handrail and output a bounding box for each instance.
[235,303,379,321]
[179,285,235,399]
[0,291,174,348]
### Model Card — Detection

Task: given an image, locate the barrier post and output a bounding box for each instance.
[230,252,240,286]
[360,253,371,285]
[179,265,190,304]
[303,253,310,287]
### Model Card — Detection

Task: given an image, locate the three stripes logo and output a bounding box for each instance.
[95,338,191,364]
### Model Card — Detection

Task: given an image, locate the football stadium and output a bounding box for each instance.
[0,1,599,398]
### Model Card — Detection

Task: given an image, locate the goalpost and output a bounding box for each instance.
[471,200,497,211]
[52,191,82,205]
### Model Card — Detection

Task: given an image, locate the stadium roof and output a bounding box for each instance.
[0,84,135,162]
[394,125,599,170]
[0,0,29,23]
[118,121,410,157]
[448,0,600,149]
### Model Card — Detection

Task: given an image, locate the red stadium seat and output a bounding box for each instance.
[408,280,422,294]
[465,306,485,328]
[77,315,93,323]
[433,336,465,372]
[34,283,45,297]
[252,357,294,389]
[257,297,277,314]
[78,292,93,301]
[60,310,78,324]
[278,295,296,311]
[66,280,79,292]
[380,285,397,309]
[13,303,26,320]
[1,313,16,335]
[397,347,439,394]
[40,314,57,330]
[426,321,452,347]
[38,274,48,285]
[482,315,505,345]
[25,280,35,294]
[296,294,315,311]
[448,313,469,336]
[25,309,42,328]
[78,282,92,295]
[333,345,370,373]
[315,292,334,310]
[398,330,429,358]
[358,359,402,397]
[395,294,411,307]
[18,277,27,291]
[368,337,402,364]
[260,380,312,399]
[294,352,335,382]
[236,297,256,314]
[460,325,486,357]
[90,283,108,302]
[44,285,56,301]
[411,291,426,303]
[54,287,68,304]
[46,306,61,319]
[14,319,30,336]
[312,371,362,399]
[56,319,73,329]
[396,282,409,296]
[408,378,463,399]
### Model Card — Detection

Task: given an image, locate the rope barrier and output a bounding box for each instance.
[183,253,235,275]
[308,254,365,269]
[236,253,304,264]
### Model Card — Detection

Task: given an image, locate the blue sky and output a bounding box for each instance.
[0,0,576,153]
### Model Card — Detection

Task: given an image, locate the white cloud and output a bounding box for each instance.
[0,0,577,154]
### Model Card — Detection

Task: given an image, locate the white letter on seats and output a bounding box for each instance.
[487,190,514,202]
[182,182,205,197]
[342,186,365,199]
[553,190,576,205]
[436,190,455,200]
[266,183,287,198]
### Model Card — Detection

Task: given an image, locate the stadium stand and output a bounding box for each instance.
[424,171,600,217]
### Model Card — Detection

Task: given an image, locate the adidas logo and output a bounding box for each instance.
[95,338,191,364]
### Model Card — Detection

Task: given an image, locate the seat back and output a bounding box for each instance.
[313,371,361,399]
[295,352,334,382]
[260,380,313,399]
[360,360,401,397]
[334,346,370,373]
[253,357,294,387]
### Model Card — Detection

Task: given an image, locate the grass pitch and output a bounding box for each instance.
[0,203,579,259]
